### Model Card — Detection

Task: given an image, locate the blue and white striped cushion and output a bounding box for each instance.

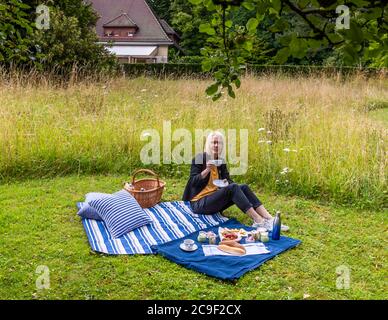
[77,192,111,220]
[88,190,152,238]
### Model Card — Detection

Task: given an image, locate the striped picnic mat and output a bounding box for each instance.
[77,201,228,255]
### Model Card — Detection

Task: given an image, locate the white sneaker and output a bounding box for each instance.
[251,221,266,229]
[253,219,290,232]
[252,219,273,231]
[266,218,290,232]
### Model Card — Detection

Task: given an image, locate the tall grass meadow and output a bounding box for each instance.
[0,69,386,209]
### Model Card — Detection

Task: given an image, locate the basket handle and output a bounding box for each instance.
[132,169,160,187]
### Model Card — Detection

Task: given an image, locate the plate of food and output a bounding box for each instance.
[218,227,245,242]
[213,179,229,188]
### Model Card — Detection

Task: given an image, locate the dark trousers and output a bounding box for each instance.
[190,183,262,215]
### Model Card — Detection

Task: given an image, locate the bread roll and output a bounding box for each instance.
[220,240,245,250]
[217,244,246,255]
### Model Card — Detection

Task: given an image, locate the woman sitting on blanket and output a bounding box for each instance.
[182,131,289,231]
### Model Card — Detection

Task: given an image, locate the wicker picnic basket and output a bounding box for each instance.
[123,169,166,208]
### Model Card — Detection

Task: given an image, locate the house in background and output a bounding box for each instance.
[89,0,180,63]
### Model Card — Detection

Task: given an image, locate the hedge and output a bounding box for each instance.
[119,63,386,78]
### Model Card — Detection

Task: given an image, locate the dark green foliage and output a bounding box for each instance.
[120,62,381,78]
[169,0,213,56]
[121,63,207,78]
[0,0,116,71]
[187,0,388,100]
[148,0,173,21]
[0,1,36,64]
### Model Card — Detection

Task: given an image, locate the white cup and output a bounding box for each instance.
[184,239,195,250]
[210,159,223,167]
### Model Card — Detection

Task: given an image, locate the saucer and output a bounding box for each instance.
[180,243,198,252]
[213,179,229,188]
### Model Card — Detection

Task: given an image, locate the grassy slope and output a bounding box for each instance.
[0,175,386,300]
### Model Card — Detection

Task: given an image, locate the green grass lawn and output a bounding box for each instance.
[0,175,386,300]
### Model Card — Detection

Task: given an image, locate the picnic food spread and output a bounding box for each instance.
[180,226,274,256]
[219,227,248,241]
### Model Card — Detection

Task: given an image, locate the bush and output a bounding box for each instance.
[120,63,208,78]
[119,63,384,78]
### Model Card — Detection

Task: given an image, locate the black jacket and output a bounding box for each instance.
[182,152,234,201]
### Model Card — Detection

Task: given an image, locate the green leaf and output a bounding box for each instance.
[242,2,255,11]
[203,0,216,10]
[308,39,322,50]
[246,18,259,33]
[299,0,310,9]
[290,37,308,59]
[243,40,253,51]
[199,23,216,35]
[268,18,289,33]
[233,77,241,89]
[345,21,364,42]
[212,92,222,101]
[206,82,220,96]
[228,90,236,99]
[270,0,281,11]
[188,0,203,5]
[278,34,292,46]
[274,47,290,64]
[202,60,212,72]
[350,0,369,6]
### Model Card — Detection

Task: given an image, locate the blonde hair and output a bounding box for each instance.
[204,131,225,159]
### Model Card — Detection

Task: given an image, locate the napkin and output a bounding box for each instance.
[202,243,270,256]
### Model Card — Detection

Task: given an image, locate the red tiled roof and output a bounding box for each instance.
[103,13,137,27]
[89,0,172,43]
[159,19,180,39]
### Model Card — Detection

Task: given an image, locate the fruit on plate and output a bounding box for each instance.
[223,233,238,240]
[219,227,248,241]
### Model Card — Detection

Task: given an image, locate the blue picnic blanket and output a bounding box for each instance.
[153,219,301,281]
[77,201,228,255]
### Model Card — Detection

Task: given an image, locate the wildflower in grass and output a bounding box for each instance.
[267,131,272,134]
[292,149,298,152]
[142,132,151,138]
[275,179,279,183]
[266,140,272,144]
[141,89,147,92]
[154,94,159,98]
[283,148,290,152]
[280,167,293,175]
[258,128,265,132]
[285,180,289,183]
[258,140,266,144]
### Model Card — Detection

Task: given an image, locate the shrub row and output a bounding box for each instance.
[120,63,386,78]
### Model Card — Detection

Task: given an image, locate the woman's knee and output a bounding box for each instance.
[239,184,249,191]
[225,183,239,195]
[227,182,239,190]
